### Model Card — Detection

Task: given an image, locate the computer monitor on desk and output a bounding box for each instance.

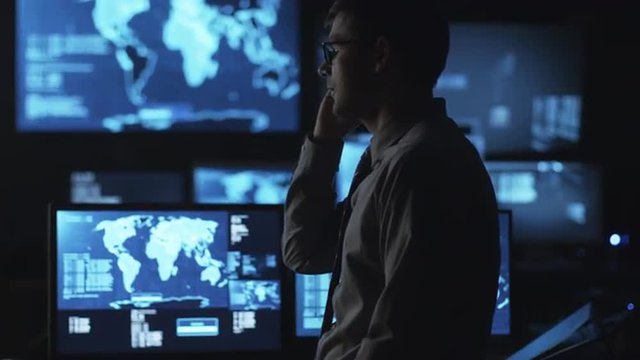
[48,204,284,359]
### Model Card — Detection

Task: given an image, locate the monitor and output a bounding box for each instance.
[49,204,283,358]
[193,163,293,205]
[17,0,300,133]
[294,209,513,337]
[485,161,602,244]
[70,171,185,204]
[435,23,584,155]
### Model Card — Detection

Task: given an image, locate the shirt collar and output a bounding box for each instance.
[369,98,447,165]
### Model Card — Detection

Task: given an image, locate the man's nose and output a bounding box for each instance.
[317,61,330,77]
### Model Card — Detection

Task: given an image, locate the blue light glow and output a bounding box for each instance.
[609,233,621,247]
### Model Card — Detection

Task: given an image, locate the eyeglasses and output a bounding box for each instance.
[321,40,359,66]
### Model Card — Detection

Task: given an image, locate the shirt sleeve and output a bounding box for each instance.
[281,134,345,274]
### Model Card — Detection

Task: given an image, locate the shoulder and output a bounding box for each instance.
[383,116,467,161]
[374,118,479,190]
[377,134,444,181]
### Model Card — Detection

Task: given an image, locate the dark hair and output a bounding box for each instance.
[326,0,449,90]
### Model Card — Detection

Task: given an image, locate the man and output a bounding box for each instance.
[282,0,500,358]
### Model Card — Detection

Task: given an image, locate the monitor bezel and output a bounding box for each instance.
[47,202,287,360]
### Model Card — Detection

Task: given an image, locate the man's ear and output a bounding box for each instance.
[373,36,391,74]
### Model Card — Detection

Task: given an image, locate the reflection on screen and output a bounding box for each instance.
[435,23,583,155]
[485,161,602,244]
[17,0,300,133]
[54,208,282,354]
[193,165,292,205]
[70,171,185,204]
[295,211,512,337]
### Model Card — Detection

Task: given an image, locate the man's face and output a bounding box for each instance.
[320,12,376,120]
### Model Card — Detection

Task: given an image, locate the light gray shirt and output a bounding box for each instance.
[282,99,500,359]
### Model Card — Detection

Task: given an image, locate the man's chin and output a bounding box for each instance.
[332,101,352,119]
